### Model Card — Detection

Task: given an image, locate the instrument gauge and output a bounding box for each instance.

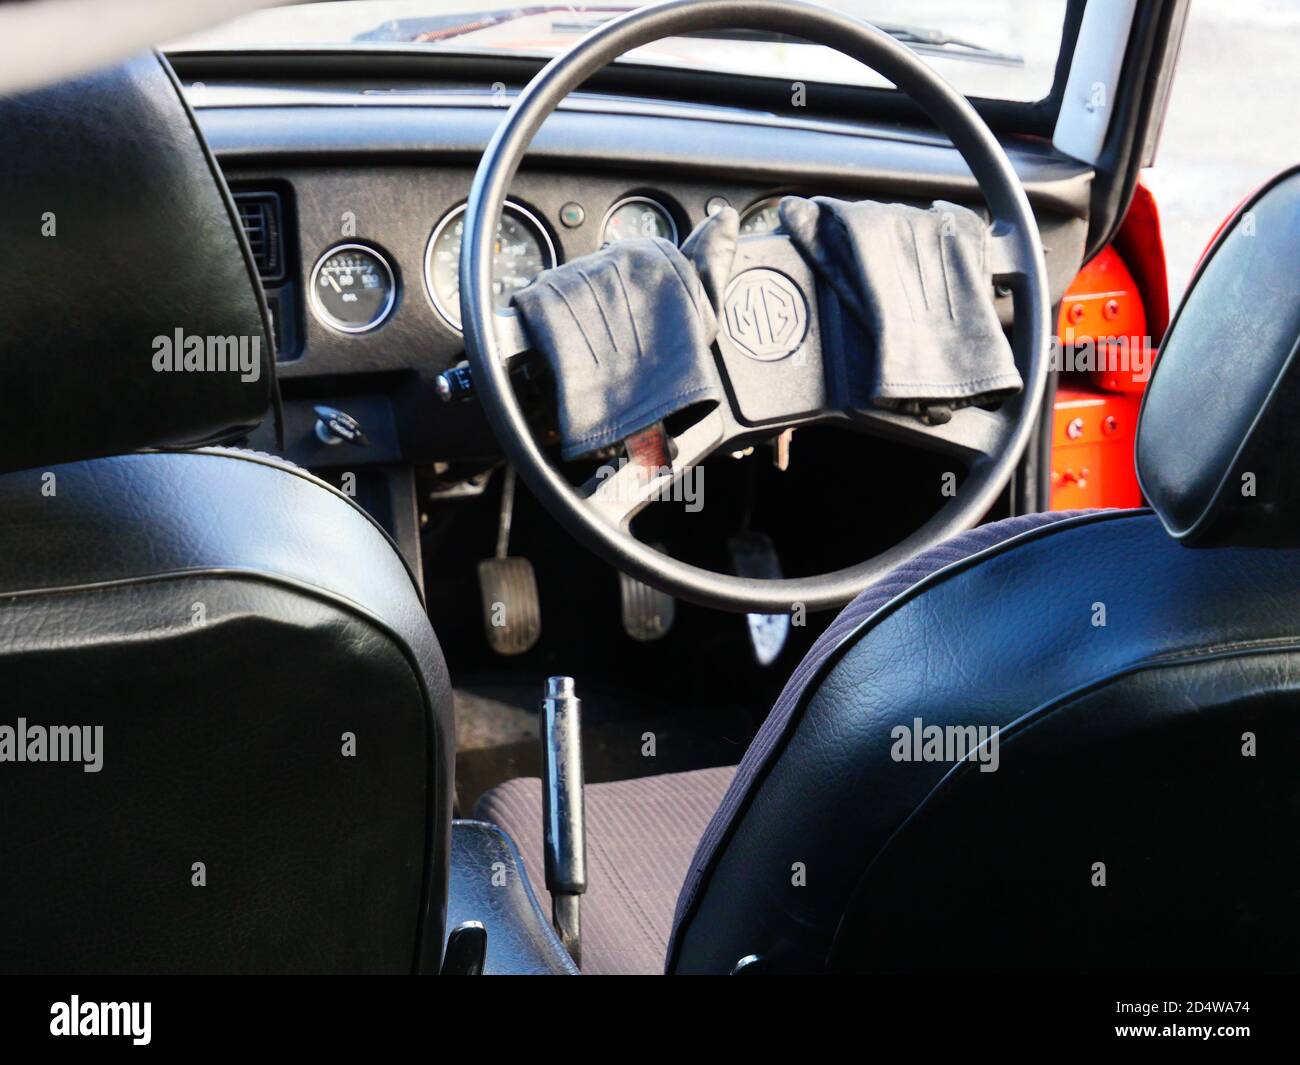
[309,244,397,333]
[738,196,785,237]
[600,196,678,246]
[425,201,557,332]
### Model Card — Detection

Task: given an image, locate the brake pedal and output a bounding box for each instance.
[478,466,541,656]
[728,531,790,666]
[619,544,675,642]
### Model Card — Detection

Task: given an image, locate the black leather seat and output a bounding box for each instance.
[479,164,1300,974]
[0,56,453,972]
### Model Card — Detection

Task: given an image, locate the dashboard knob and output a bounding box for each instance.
[313,405,369,447]
[435,364,476,402]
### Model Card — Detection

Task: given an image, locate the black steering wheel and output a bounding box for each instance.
[461,0,1050,615]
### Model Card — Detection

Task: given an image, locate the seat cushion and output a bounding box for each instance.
[475,766,735,975]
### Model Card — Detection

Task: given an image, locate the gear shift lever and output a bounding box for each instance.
[540,675,586,966]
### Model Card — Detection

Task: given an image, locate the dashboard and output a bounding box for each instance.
[190,82,1095,469]
[305,186,803,338]
[314,191,769,335]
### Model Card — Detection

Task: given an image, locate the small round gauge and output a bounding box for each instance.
[309,244,397,333]
[600,196,678,246]
[738,196,785,237]
[425,201,558,332]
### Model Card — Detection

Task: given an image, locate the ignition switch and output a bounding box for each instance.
[313,405,369,447]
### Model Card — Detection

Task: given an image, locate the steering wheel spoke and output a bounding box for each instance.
[845,401,1010,464]
[988,228,1032,281]
[579,407,730,529]
[493,311,533,362]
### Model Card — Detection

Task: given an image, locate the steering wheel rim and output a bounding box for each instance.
[461,0,1051,615]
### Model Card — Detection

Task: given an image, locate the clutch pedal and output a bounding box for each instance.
[478,466,541,656]
[619,544,675,642]
[728,531,790,666]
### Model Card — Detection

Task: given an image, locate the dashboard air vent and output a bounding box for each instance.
[233,190,285,283]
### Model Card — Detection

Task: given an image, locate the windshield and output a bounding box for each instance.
[171,1,1071,103]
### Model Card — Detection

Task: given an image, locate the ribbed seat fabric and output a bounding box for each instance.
[475,766,736,975]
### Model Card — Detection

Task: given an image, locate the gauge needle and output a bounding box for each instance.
[325,273,343,294]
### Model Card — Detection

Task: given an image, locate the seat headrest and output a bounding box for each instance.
[1136,166,1300,546]
[0,53,276,476]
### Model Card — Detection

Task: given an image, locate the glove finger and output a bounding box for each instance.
[681,206,738,311]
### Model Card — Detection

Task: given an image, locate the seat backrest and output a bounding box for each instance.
[0,52,275,475]
[0,452,454,974]
[0,56,454,973]
[669,166,1300,974]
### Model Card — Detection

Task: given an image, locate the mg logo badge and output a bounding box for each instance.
[722,268,808,361]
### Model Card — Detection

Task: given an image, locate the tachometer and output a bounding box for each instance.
[309,244,397,333]
[738,196,785,237]
[601,196,678,245]
[425,201,557,332]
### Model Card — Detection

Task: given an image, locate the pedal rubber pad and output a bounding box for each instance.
[478,556,541,656]
[619,555,675,642]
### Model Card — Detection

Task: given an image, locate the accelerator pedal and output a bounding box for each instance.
[728,531,790,666]
[478,466,541,656]
[619,544,675,642]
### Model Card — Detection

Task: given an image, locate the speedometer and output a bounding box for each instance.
[425,201,557,332]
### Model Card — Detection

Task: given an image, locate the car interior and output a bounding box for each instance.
[1,0,1298,980]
